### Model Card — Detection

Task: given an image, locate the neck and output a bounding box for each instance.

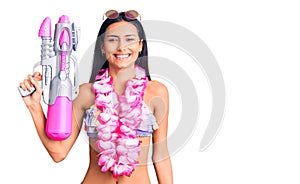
[108,65,136,94]
[109,65,135,82]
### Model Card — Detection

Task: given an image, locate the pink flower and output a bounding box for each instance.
[93,66,147,178]
[93,81,113,94]
[113,164,135,178]
[99,156,116,172]
[119,125,136,137]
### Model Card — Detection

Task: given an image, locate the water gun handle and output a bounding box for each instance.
[17,85,36,97]
[17,62,41,97]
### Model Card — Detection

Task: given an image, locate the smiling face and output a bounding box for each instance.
[101,21,143,69]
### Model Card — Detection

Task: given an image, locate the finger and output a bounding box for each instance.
[19,82,26,91]
[23,78,33,92]
[33,72,42,81]
[29,75,42,94]
[27,74,34,84]
[27,74,35,87]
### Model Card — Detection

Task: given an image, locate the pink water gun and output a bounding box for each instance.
[18,15,80,140]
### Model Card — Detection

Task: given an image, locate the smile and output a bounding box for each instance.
[114,54,131,60]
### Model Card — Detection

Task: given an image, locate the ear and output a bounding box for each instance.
[139,39,144,52]
[100,42,105,55]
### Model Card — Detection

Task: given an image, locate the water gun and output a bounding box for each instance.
[18,15,80,140]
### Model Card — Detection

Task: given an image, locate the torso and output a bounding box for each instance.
[79,80,158,184]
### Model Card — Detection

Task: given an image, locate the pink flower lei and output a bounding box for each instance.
[92,66,148,178]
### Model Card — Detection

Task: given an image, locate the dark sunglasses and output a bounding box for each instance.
[103,10,141,21]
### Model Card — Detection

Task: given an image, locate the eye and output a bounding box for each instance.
[108,37,119,42]
[126,37,136,42]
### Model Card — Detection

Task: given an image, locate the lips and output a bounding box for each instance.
[114,53,131,60]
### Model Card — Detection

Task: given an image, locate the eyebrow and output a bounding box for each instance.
[106,34,138,38]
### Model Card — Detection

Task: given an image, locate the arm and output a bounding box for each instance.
[150,81,173,184]
[20,74,91,162]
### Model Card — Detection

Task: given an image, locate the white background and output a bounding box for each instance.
[1,0,300,183]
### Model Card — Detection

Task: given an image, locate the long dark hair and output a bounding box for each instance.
[89,12,150,83]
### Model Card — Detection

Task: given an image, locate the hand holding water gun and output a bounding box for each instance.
[18,15,80,141]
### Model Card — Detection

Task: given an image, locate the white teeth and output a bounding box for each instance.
[116,54,130,58]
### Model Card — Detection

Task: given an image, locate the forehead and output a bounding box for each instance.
[105,21,138,36]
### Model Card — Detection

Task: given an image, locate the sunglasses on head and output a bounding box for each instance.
[103,10,141,21]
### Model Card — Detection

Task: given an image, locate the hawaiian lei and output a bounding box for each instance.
[92,66,148,178]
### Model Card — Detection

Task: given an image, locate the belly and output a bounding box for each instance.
[82,137,152,184]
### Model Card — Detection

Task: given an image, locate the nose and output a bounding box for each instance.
[117,39,127,51]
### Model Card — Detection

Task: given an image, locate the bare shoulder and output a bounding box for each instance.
[146,80,169,98]
[146,80,169,122]
[74,83,95,110]
[79,83,93,92]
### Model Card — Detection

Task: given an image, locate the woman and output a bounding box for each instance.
[19,10,173,184]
